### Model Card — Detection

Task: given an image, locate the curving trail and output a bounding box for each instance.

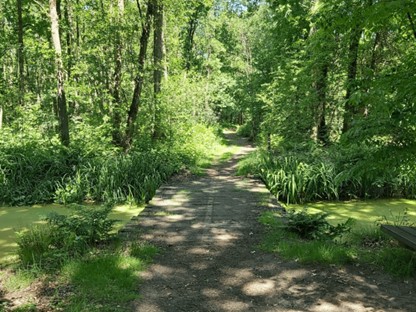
[126,132,415,312]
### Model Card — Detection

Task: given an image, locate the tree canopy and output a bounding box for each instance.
[1,0,416,205]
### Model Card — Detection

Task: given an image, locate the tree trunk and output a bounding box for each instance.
[184,18,197,71]
[407,12,416,40]
[112,0,124,145]
[152,0,165,140]
[316,62,329,145]
[17,0,24,103]
[342,25,362,133]
[122,1,153,150]
[49,0,70,146]
[64,2,73,79]
[0,106,3,129]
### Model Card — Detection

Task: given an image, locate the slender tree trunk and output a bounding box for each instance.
[152,0,165,140]
[17,0,24,103]
[184,18,197,71]
[342,25,362,133]
[75,0,80,47]
[316,63,329,145]
[0,106,3,129]
[49,0,70,146]
[112,0,124,145]
[407,12,416,40]
[64,2,73,79]
[122,1,153,150]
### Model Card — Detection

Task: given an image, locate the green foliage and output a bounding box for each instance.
[46,205,117,247]
[16,225,55,267]
[0,123,221,206]
[241,144,416,204]
[236,123,252,138]
[255,153,339,204]
[0,138,78,205]
[260,208,416,278]
[285,209,353,240]
[368,247,416,278]
[16,205,117,268]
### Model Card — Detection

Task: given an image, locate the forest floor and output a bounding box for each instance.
[127,131,415,312]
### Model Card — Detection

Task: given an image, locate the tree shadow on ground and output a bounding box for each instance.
[130,132,416,312]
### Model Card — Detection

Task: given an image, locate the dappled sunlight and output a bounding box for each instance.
[242,279,276,296]
[129,131,416,312]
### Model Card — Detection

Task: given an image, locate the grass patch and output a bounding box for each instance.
[53,243,158,311]
[259,206,416,278]
[59,254,142,311]
[236,150,263,176]
[0,269,36,292]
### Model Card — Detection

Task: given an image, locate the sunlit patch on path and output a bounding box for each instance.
[128,132,416,312]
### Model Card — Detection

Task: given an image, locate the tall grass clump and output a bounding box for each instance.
[258,154,339,204]
[0,140,80,205]
[1,123,222,206]
[54,149,182,204]
[241,141,416,204]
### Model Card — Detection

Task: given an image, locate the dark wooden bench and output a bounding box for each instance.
[380,224,416,250]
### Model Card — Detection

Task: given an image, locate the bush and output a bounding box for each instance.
[285,209,353,241]
[17,205,117,268]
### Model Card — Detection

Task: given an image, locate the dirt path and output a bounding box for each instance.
[128,132,415,312]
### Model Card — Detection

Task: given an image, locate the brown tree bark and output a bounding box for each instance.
[49,0,70,146]
[316,62,329,146]
[112,0,125,145]
[122,1,153,150]
[342,25,362,133]
[152,0,166,140]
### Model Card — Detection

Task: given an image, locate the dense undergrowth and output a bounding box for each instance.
[238,138,416,204]
[0,123,221,206]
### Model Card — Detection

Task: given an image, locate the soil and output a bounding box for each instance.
[127,132,416,312]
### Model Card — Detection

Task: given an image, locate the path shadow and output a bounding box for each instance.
[128,132,416,312]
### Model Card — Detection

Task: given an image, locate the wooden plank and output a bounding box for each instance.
[381,224,416,250]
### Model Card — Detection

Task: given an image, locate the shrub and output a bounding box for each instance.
[16,205,117,267]
[285,209,353,240]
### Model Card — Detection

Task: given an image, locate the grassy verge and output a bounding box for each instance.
[54,243,158,311]
[0,204,144,264]
[259,209,416,278]
[0,242,158,312]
